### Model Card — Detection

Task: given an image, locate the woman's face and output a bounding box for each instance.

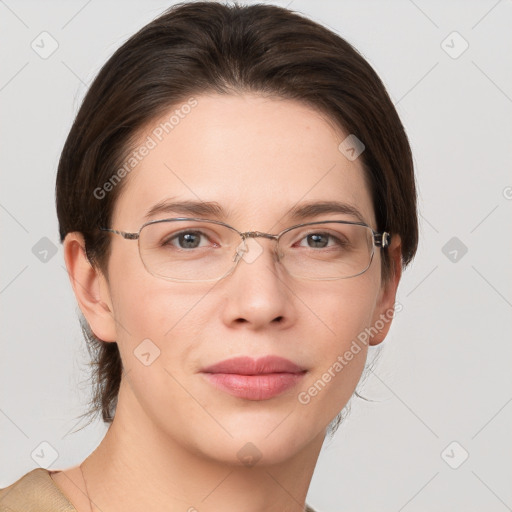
[95,93,399,465]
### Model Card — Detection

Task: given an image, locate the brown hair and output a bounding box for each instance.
[56,1,418,431]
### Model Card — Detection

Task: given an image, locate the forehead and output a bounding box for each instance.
[112,93,376,230]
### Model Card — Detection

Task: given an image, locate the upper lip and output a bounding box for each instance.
[201,356,306,375]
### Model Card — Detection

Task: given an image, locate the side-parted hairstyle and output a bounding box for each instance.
[56,1,418,430]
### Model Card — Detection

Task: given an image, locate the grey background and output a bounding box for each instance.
[1,1,511,510]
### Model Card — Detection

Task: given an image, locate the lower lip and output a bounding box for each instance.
[201,372,306,400]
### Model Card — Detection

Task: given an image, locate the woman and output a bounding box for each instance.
[0,1,417,510]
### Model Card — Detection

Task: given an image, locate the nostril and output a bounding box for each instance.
[273,316,283,323]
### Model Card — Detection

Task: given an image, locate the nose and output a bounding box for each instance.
[219,237,296,331]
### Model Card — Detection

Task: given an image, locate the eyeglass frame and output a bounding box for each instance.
[99,217,391,282]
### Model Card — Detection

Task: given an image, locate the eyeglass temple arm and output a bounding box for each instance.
[99,227,139,240]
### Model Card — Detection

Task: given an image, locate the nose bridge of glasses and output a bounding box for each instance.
[232,230,281,267]
[240,231,278,241]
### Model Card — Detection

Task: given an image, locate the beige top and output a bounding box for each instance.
[0,469,75,511]
[0,468,318,511]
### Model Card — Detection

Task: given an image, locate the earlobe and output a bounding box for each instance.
[369,234,403,346]
[63,232,117,342]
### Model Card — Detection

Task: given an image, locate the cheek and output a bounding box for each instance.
[107,279,210,429]
[110,276,209,354]
[300,273,379,352]
[107,241,208,342]
[294,278,379,423]
[108,270,222,419]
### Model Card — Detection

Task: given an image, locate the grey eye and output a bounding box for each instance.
[164,231,207,249]
[306,233,329,248]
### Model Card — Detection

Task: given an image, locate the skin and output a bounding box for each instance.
[53,92,402,512]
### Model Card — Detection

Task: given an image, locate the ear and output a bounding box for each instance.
[368,234,403,346]
[63,232,117,342]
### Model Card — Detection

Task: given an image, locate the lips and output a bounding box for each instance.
[201,355,305,375]
[200,356,307,401]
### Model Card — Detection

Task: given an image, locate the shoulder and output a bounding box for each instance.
[0,468,76,512]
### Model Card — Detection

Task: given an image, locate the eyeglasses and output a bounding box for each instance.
[100,217,390,282]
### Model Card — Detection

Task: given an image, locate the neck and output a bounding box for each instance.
[81,378,325,512]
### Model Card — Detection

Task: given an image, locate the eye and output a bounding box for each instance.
[302,233,328,249]
[296,231,348,249]
[163,230,212,249]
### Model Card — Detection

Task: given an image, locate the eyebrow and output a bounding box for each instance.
[287,200,366,224]
[143,199,367,224]
[143,199,224,221]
